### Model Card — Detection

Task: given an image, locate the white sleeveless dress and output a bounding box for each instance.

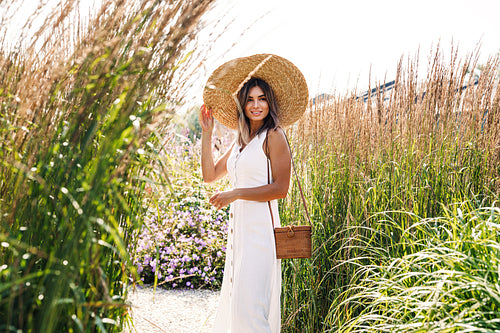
[212,130,282,333]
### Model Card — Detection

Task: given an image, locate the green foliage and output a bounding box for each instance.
[281,138,499,333]
[0,0,213,332]
[331,203,500,332]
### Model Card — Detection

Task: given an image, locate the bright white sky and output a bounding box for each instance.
[196,0,499,100]
[2,0,499,101]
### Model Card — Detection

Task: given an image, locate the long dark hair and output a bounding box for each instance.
[236,77,280,146]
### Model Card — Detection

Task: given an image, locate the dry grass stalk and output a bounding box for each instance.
[0,0,214,194]
[293,47,499,176]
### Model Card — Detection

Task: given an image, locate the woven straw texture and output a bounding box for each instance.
[274,226,312,259]
[203,54,309,129]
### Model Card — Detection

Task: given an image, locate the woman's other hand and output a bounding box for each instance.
[199,104,214,133]
[209,190,238,210]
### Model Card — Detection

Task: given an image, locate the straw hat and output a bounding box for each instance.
[203,54,309,129]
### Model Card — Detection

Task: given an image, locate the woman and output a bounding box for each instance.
[200,54,308,333]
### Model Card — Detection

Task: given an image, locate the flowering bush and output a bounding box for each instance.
[130,123,233,289]
[132,192,228,289]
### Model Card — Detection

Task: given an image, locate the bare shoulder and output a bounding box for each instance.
[266,127,290,157]
[267,127,287,144]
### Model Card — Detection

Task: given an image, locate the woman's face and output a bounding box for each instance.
[244,85,269,126]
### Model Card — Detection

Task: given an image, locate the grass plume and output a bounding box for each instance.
[0,0,214,331]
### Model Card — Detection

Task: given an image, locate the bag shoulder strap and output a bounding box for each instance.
[265,129,312,227]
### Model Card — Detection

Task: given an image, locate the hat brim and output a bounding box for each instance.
[203,54,309,130]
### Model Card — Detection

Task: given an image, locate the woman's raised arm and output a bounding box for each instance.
[200,105,233,183]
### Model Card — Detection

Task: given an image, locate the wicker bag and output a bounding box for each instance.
[266,131,312,259]
[273,225,312,259]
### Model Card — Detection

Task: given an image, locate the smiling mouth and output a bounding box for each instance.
[251,111,262,115]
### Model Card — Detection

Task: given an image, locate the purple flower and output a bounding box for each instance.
[131,187,228,289]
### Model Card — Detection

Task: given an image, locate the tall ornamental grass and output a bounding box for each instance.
[331,202,500,332]
[280,49,500,332]
[0,0,213,331]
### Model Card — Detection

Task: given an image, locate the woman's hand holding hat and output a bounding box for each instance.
[199,104,214,133]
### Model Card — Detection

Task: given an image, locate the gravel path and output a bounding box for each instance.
[124,287,219,333]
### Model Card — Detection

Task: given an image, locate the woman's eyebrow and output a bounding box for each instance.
[247,94,266,99]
